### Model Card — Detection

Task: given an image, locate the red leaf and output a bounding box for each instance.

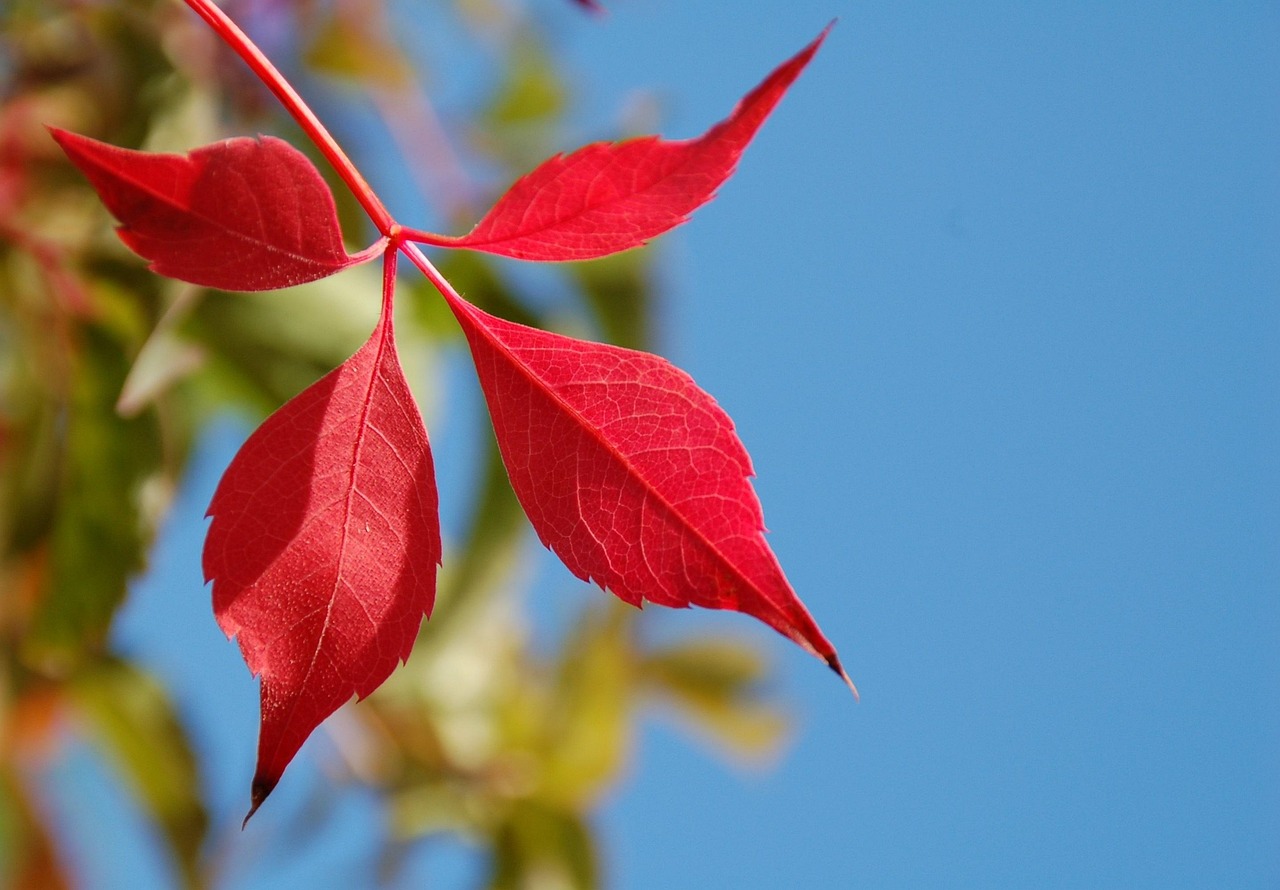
[444,292,854,692]
[410,25,831,261]
[50,128,372,291]
[203,275,441,821]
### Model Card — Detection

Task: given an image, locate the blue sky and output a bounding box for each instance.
[522,3,1279,886]
[47,1,1278,887]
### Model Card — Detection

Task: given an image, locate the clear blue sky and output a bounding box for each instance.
[46,1,1278,887]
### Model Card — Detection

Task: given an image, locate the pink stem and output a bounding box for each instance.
[381,246,398,320]
[398,241,466,314]
[181,0,395,236]
[400,227,460,249]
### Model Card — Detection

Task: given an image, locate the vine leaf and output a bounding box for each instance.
[50,129,375,291]
[442,290,854,692]
[50,11,853,822]
[410,25,831,261]
[203,292,441,821]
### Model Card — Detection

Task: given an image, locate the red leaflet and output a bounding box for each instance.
[408,25,831,261]
[50,129,373,291]
[441,289,854,692]
[203,259,441,820]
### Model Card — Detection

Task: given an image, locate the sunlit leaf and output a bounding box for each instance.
[51,129,373,291]
[414,27,831,260]
[443,293,851,686]
[205,290,441,821]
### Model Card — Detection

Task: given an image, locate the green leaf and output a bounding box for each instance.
[186,267,384,416]
[478,37,569,172]
[640,638,790,761]
[489,800,597,890]
[571,250,653,351]
[69,657,208,889]
[487,38,566,128]
[539,605,633,807]
[304,13,412,89]
[0,765,73,890]
[21,324,162,672]
[427,436,528,641]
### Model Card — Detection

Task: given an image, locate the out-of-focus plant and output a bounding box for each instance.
[0,1,792,886]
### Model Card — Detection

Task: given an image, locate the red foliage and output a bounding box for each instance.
[53,4,849,817]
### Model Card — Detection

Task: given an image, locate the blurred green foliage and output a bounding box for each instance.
[0,2,789,886]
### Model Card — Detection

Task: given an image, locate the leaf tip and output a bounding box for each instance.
[46,125,80,157]
[801,20,836,64]
[826,653,859,702]
[242,776,276,828]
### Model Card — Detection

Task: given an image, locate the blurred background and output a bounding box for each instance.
[1,1,1276,887]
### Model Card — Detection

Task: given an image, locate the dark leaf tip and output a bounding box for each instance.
[827,654,859,701]
[242,777,275,828]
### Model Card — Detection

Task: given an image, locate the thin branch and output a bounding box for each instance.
[181,0,395,235]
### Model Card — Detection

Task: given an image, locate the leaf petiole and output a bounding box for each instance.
[399,227,462,249]
[397,241,460,312]
[382,244,398,318]
[352,236,391,267]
